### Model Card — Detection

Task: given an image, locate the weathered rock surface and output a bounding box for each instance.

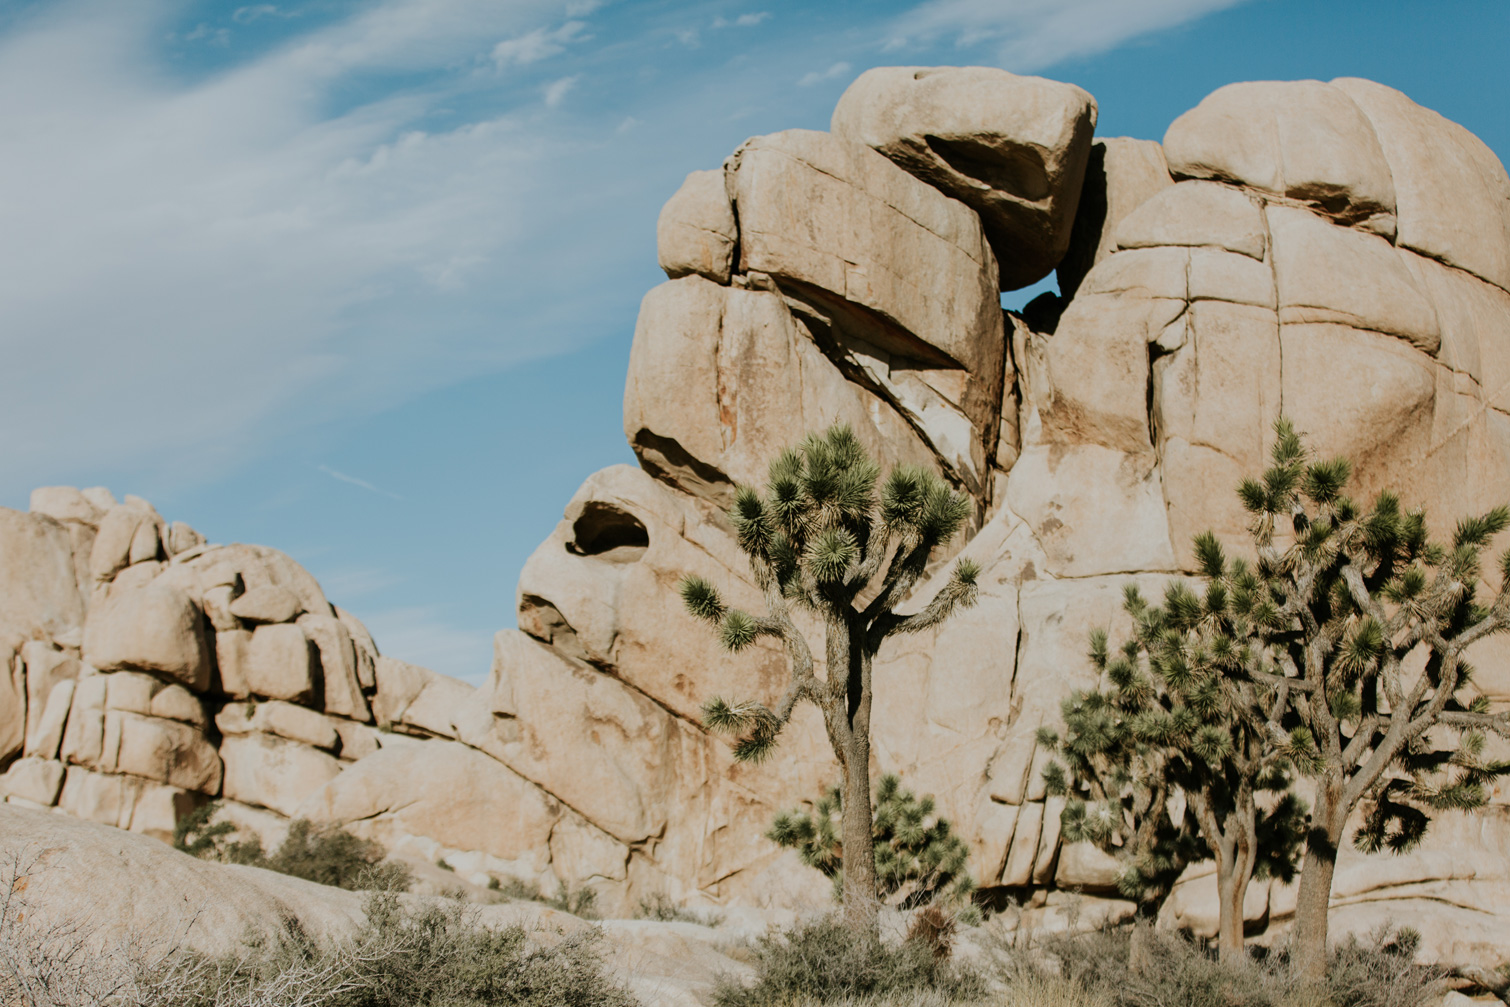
[83,582,211,690]
[831,65,1097,289]
[7,72,1510,963]
[657,169,737,285]
[1163,79,1397,233]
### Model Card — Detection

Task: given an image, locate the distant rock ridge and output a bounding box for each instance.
[6,67,1510,962]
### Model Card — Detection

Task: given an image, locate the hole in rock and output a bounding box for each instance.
[568,501,649,561]
[924,135,1049,201]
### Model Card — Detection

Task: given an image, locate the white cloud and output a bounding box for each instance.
[712,11,770,29]
[491,20,587,69]
[797,61,851,87]
[0,0,601,496]
[233,5,290,25]
[542,73,579,107]
[184,23,230,45]
[885,0,1250,72]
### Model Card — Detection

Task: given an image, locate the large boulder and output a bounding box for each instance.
[831,65,1097,289]
[1162,79,1397,234]
[731,128,1000,369]
[657,169,737,285]
[297,741,573,886]
[220,732,343,818]
[82,582,211,691]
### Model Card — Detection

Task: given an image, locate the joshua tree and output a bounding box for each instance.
[680,424,980,935]
[768,774,976,911]
[1039,549,1310,963]
[1232,420,1510,981]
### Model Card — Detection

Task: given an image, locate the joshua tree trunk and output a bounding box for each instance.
[832,626,879,935]
[840,731,878,933]
[1190,788,1259,964]
[1293,783,1344,984]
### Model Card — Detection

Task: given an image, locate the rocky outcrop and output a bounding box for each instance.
[6,70,1510,962]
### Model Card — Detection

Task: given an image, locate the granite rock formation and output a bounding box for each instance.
[5,68,1510,963]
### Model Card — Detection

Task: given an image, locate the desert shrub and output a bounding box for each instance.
[175,805,412,893]
[172,801,264,865]
[263,820,413,892]
[712,914,986,1007]
[984,922,1444,1007]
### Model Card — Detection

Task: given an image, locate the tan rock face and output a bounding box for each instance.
[731,128,1003,384]
[242,623,316,704]
[1334,76,1510,293]
[0,509,86,641]
[83,582,211,691]
[657,169,737,285]
[221,732,343,817]
[9,73,1510,954]
[1163,79,1397,233]
[623,276,953,499]
[831,65,1097,289]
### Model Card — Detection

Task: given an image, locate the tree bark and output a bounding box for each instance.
[1293,787,1343,984]
[1216,869,1248,963]
[841,733,878,936]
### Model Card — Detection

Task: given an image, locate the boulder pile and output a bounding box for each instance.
[6,68,1510,962]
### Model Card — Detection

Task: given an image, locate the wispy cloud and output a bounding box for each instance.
[885,0,1250,71]
[542,73,579,107]
[712,12,770,29]
[183,23,230,45]
[318,466,404,501]
[491,20,587,69]
[797,61,851,87]
[233,5,292,25]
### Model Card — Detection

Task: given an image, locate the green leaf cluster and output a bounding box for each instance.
[767,775,976,911]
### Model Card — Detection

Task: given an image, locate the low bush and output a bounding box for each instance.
[986,921,1445,1007]
[174,804,412,893]
[712,914,986,1007]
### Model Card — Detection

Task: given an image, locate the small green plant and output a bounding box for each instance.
[712,914,986,1007]
[635,892,720,926]
[176,806,411,893]
[436,859,456,872]
[768,775,975,913]
[173,801,265,865]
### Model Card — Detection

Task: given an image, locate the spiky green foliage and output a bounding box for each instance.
[1228,419,1510,867]
[767,775,976,911]
[1048,417,1510,966]
[681,426,982,930]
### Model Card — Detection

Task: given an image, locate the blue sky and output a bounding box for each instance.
[2,0,1507,682]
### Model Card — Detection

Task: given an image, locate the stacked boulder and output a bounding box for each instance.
[484,69,1510,960]
[6,69,1510,961]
